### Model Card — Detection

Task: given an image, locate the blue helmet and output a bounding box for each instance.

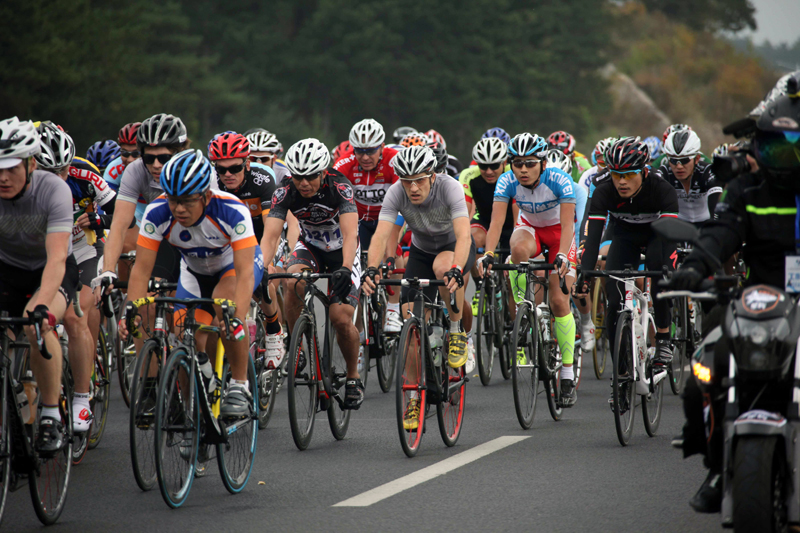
[160,149,212,196]
[482,127,511,144]
[86,140,120,171]
[508,133,548,158]
[642,136,662,161]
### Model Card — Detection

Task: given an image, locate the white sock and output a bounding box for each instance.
[41,406,60,420]
[388,302,400,313]
[580,312,592,327]
[73,392,91,409]
[230,379,248,388]
[561,365,574,380]
[450,320,460,334]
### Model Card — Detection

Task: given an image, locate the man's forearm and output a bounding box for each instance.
[34,260,66,309]
[103,222,127,274]
[343,235,357,270]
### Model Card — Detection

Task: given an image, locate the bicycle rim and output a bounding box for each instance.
[254,315,278,430]
[287,315,318,450]
[612,314,636,446]
[326,321,351,440]
[396,319,425,457]
[218,356,258,493]
[437,353,466,447]
[129,339,160,491]
[642,368,665,436]
[89,327,111,449]
[155,347,198,508]
[512,303,538,429]
[592,281,608,379]
[475,278,495,386]
[118,333,137,408]
[541,321,562,422]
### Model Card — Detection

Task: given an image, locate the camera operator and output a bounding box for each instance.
[666,79,800,513]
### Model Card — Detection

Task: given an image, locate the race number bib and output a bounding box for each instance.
[304,224,343,251]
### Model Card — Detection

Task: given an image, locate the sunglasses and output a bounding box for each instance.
[166,194,204,207]
[512,159,540,169]
[292,172,322,183]
[215,162,245,175]
[668,157,692,166]
[353,147,381,156]
[399,173,433,186]
[142,153,173,165]
[120,149,140,158]
[249,155,274,164]
[478,162,501,171]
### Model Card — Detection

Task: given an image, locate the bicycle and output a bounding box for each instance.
[591,277,610,378]
[110,252,138,407]
[668,247,697,395]
[247,295,283,430]
[0,310,73,526]
[266,272,356,451]
[581,266,670,446]
[358,262,401,393]
[381,277,466,457]
[475,248,513,386]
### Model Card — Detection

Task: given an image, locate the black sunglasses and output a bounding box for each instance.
[215,162,245,175]
[142,153,172,165]
[353,146,380,156]
[669,157,692,166]
[120,149,140,158]
[249,155,274,164]
[478,162,501,171]
[292,172,322,183]
[512,159,540,169]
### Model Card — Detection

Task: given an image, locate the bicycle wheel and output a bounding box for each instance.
[497,279,511,381]
[29,361,73,525]
[475,276,496,386]
[592,280,609,379]
[612,312,636,446]
[541,319,562,422]
[326,320,351,441]
[642,316,665,436]
[511,302,538,429]
[253,315,278,430]
[0,374,11,526]
[437,330,466,446]
[129,339,161,491]
[155,347,199,509]
[88,326,111,449]
[378,333,398,393]
[117,333,137,408]
[396,317,426,458]
[287,314,318,451]
[217,356,258,494]
[669,297,688,395]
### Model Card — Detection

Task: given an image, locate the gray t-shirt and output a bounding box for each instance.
[378,174,469,254]
[0,170,74,270]
[117,157,218,206]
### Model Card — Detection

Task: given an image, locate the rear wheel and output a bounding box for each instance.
[542,319,562,422]
[287,315,318,451]
[326,320,351,441]
[475,277,496,386]
[378,333,398,393]
[396,318,425,458]
[253,315,278,430]
[88,327,112,449]
[129,339,161,491]
[669,297,689,395]
[511,302,538,429]
[117,333,137,408]
[732,436,788,533]
[592,280,609,379]
[217,356,258,494]
[642,316,664,436]
[612,313,636,446]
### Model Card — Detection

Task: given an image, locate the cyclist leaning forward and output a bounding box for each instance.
[478,133,579,406]
[363,145,475,428]
[259,138,365,410]
[118,149,263,418]
[575,137,679,386]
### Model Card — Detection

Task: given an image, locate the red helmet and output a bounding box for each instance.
[425,129,446,150]
[209,133,250,161]
[118,122,141,145]
[332,140,352,161]
[547,131,576,156]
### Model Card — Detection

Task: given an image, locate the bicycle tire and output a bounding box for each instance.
[129,339,161,491]
[217,355,258,494]
[377,333,398,393]
[541,316,562,422]
[30,360,73,525]
[437,329,466,447]
[117,333,137,408]
[642,316,665,436]
[0,372,11,526]
[253,315,278,430]
[396,318,425,458]
[612,312,636,446]
[497,280,511,381]
[475,276,495,386]
[511,302,538,429]
[88,326,112,449]
[155,346,199,508]
[287,314,318,451]
[326,319,351,441]
[592,280,609,379]
[669,297,688,395]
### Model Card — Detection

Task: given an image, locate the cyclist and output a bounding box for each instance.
[425,129,462,176]
[259,138,365,410]
[0,117,78,453]
[547,130,591,183]
[653,124,710,168]
[576,137,678,372]
[362,146,475,428]
[655,130,721,226]
[642,136,662,164]
[392,126,417,144]
[482,127,511,144]
[209,132,284,367]
[119,149,262,417]
[478,133,579,406]
[86,140,120,176]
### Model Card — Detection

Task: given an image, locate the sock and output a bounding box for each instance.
[561,365,574,380]
[73,392,91,409]
[41,405,60,420]
[230,379,248,388]
[656,331,670,342]
[580,312,592,327]
[387,302,400,314]
[508,261,527,303]
[450,320,461,334]
[554,314,576,365]
[265,312,281,335]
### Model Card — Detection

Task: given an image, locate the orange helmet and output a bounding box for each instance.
[400,132,430,148]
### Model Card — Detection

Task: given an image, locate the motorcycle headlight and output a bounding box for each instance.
[693,362,712,383]
[748,325,769,346]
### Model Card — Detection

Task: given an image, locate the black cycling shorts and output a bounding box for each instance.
[0,256,79,318]
[153,239,181,282]
[78,242,104,287]
[284,239,362,308]
[470,214,512,256]
[358,219,379,252]
[401,239,476,304]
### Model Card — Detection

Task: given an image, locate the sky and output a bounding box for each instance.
[740,0,800,45]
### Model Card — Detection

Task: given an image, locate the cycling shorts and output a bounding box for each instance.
[153,239,181,283]
[358,219,379,252]
[77,241,104,287]
[285,239,361,308]
[0,256,79,318]
[513,221,577,275]
[402,239,476,304]
[470,213,512,254]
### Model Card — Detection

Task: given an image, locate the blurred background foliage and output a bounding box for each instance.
[0,0,787,161]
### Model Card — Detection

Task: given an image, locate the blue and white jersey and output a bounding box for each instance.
[138,191,258,276]
[494,167,576,227]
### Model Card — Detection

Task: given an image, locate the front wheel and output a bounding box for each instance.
[592,280,609,379]
[511,302,538,429]
[612,312,636,446]
[217,357,258,494]
[253,315,279,430]
[396,318,426,457]
[437,332,466,447]
[287,315,318,451]
[732,436,788,533]
[378,333,398,393]
[669,297,689,395]
[117,333,137,408]
[129,339,161,491]
[88,326,112,449]
[326,320,351,441]
[475,277,496,386]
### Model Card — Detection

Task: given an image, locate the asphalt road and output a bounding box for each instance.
[5,350,722,532]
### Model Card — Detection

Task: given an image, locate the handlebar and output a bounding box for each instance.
[491,262,569,294]
[378,278,460,314]
[123,297,237,339]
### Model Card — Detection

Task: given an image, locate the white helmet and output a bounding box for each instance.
[349,118,385,148]
[545,149,573,175]
[34,122,75,170]
[284,138,331,176]
[247,131,282,153]
[472,137,508,165]
[392,146,437,177]
[0,117,40,168]
[663,130,702,158]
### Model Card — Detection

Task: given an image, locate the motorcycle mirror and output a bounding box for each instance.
[652,218,699,244]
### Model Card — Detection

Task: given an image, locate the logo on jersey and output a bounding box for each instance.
[234,223,246,235]
[335,182,354,201]
[179,230,192,242]
[145,223,156,234]
[272,186,288,206]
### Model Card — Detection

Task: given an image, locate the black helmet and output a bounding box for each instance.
[426,140,448,174]
[392,126,417,144]
[753,76,800,189]
[605,137,650,173]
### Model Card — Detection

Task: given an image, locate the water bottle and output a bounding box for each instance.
[247,317,257,341]
[495,287,503,312]
[196,351,217,394]
[22,370,38,425]
[14,379,30,424]
[357,346,365,374]
[537,305,551,343]
[429,325,444,349]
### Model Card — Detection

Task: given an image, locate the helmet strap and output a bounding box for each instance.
[9,157,32,202]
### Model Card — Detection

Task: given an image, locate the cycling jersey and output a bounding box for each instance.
[104,155,147,224]
[117,157,219,207]
[216,163,276,240]
[333,147,399,221]
[573,182,587,250]
[379,174,469,254]
[272,160,291,182]
[654,160,722,224]
[572,152,591,183]
[68,157,116,263]
[0,170,74,270]
[493,167,576,228]
[268,170,358,252]
[138,191,258,276]
[578,165,603,193]
[459,164,515,234]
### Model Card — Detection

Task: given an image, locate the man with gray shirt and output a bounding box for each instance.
[0,117,78,454]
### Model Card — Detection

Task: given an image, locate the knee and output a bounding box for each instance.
[330,310,353,331]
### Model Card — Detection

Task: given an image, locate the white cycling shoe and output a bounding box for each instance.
[385,309,403,333]
[265,332,285,370]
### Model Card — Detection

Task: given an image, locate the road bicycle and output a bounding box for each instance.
[358,262,402,393]
[112,252,138,407]
[475,249,513,386]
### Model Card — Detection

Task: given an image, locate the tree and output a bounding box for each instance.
[640,0,756,33]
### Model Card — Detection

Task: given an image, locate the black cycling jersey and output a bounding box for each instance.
[268,169,357,252]
[217,166,276,240]
[459,166,515,235]
[654,160,722,224]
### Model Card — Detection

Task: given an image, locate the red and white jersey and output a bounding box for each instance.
[333,147,399,222]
